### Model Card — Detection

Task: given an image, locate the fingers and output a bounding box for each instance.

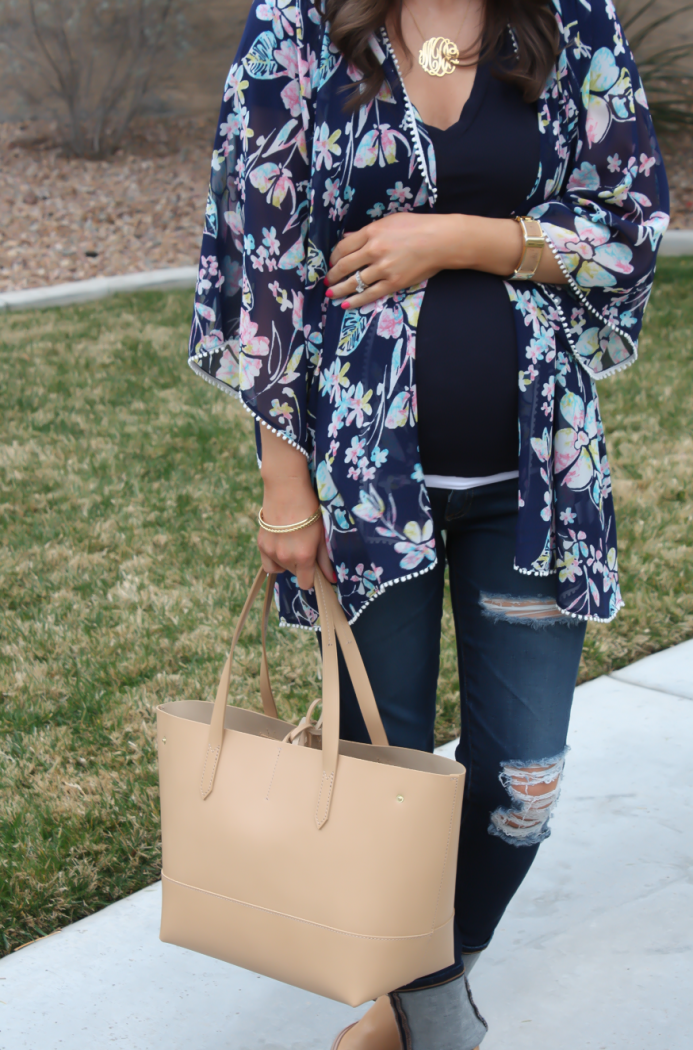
[258,545,284,577]
[338,280,393,311]
[326,266,383,305]
[327,215,406,285]
[257,520,324,592]
[325,222,403,309]
[325,213,442,309]
[257,529,337,593]
[328,227,368,269]
[326,247,376,294]
[317,537,337,584]
[294,559,317,592]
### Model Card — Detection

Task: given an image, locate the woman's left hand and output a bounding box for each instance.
[326,211,458,309]
[325,210,565,303]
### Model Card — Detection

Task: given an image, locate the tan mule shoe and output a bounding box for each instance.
[330,1023,357,1050]
[329,1015,479,1050]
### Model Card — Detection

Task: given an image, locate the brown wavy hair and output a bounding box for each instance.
[314,0,560,109]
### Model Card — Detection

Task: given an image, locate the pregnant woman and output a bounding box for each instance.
[189,0,668,1046]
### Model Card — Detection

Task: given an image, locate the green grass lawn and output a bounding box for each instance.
[1,258,692,955]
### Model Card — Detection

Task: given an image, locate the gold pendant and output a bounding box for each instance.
[418,37,460,76]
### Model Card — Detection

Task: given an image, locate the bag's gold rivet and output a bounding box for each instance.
[396,794,404,803]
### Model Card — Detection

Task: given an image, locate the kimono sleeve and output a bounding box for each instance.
[188,0,319,456]
[532,0,669,377]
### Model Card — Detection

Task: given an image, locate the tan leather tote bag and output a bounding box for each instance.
[157,567,466,1006]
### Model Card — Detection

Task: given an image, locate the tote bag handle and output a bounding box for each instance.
[258,570,388,749]
[200,567,388,828]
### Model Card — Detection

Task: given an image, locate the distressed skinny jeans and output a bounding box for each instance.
[335,478,586,988]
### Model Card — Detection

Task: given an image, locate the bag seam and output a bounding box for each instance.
[161,872,454,943]
[265,746,283,801]
[315,769,334,826]
[430,781,457,928]
[200,744,220,797]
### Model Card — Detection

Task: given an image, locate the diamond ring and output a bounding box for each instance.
[355,270,367,294]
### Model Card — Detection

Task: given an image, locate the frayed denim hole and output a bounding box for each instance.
[487,747,568,847]
[479,591,566,629]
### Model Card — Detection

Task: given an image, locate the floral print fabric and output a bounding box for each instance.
[188,0,668,627]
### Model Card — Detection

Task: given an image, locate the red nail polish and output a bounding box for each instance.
[323,276,330,286]
[341,301,351,310]
[326,288,334,298]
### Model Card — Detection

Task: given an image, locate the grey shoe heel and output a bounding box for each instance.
[389,972,488,1050]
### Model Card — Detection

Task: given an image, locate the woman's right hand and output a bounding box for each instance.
[257,428,336,591]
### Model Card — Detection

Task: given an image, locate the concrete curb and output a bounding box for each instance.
[659,229,693,256]
[0,266,198,312]
[1,229,692,313]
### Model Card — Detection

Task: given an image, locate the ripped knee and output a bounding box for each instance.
[479,592,565,627]
[488,749,568,847]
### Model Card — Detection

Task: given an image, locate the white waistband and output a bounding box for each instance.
[423,470,519,492]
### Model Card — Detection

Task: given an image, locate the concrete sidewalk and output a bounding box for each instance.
[1,641,692,1050]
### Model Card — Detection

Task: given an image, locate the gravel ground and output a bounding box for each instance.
[0,118,691,294]
[0,118,213,293]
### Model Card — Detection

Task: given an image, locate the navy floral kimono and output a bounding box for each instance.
[189,0,669,628]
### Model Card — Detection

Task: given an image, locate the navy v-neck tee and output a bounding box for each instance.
[415,59,541,481]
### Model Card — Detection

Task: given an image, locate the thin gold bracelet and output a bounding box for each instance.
[258,508,322,534]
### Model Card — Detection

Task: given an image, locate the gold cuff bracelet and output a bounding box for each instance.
[511,216,545,281]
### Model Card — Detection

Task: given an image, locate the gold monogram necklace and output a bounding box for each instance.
[404,2,475,77]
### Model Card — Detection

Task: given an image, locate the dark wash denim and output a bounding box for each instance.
[333,479,586,988]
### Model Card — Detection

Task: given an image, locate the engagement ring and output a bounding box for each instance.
[355,270,367,294]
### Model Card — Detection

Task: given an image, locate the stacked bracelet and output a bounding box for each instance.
[258,508,322,534]
[511,216,545,280]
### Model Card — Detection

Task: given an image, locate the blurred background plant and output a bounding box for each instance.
[0,0,194,158]
[1,0,692,156]
[618,0,693,126]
